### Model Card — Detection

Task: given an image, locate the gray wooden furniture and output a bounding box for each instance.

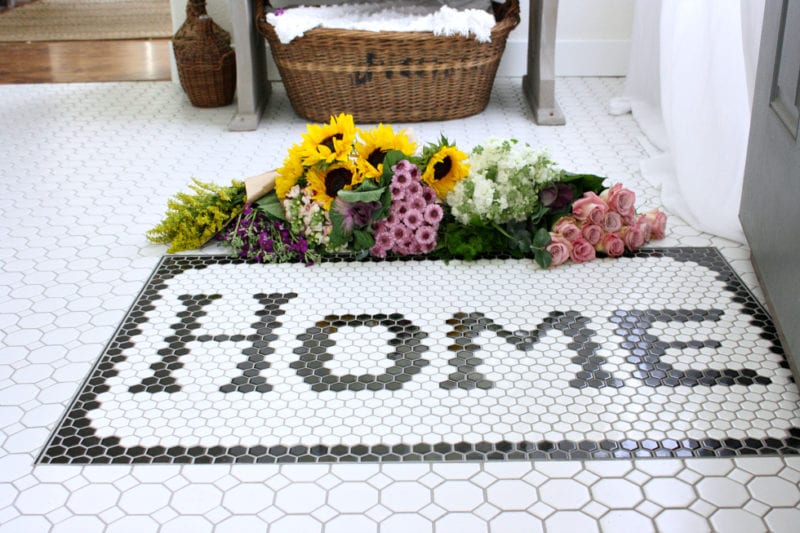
[227,0,564,130]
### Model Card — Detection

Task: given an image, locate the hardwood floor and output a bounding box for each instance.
[0,38,171,84]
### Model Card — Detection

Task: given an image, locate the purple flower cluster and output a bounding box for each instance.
[219,204,314,264]
[333,198,382,233]
[371,160,444,258]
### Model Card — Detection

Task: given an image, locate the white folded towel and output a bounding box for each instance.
[266,0,496,44]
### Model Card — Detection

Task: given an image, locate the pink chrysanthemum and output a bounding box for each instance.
[391,224,410,243]
[423,203,443,225]
[389,182,406,201]
[370,243,388,258]
[375,230,394,250]
[415,225,436,246]
[406,181,422,197]
[421,186,437,204]
[403,208,424,229]
[392,203,409,218]
[408,240,423,255]
[393,169,412,186]
[406,194,427,211]
[394,239,411,255]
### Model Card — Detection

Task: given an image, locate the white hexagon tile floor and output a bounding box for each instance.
[1,77,799,532]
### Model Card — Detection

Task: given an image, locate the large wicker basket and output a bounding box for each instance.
[256,0,520,122]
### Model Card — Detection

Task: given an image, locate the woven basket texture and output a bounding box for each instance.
[256,0,520,122]
[173,1,236,108]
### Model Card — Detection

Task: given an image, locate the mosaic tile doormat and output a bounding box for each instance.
[40,248,800,464]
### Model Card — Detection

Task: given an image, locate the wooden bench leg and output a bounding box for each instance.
[523,0,566,125]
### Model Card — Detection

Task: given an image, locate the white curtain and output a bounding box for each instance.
[613,0,765,243]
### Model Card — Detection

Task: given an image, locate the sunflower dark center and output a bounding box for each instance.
[367,149,388,168]
[325,168,353,197]
[321,133,343,151]
[433,156,452,181]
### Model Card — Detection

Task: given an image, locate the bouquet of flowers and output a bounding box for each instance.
[148,114,667,268]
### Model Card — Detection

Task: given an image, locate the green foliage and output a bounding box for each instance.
[352,229,374,251]
[254,191,286,220]
[146,178,245,253]
[379,150,408,187]
[337,187,385,204]
[439,221,508,261]
[327,209,349,249]
[561,172,606,194]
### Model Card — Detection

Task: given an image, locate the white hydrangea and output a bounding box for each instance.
[446,138,560,225]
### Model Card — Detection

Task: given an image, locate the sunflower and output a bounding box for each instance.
[356,124,417,181]
[306,160,362,210]
[420,141,470,199]
[299,113,357,166]
[275,143,306,199]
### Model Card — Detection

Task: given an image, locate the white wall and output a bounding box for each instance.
[171,0,634,80]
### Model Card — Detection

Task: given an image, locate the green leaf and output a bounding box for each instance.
[337,187,386,204]
[354,179,381,193]
[562,172,607,194]
[532,227,552,249]
[254,191,286,220]
[373,186,393,221]
[379,150,408,186]
[352,229,375,251]
[504,221,532,255]
[328,209,350,248]
[534,249,553,269]
[528,203,550,226]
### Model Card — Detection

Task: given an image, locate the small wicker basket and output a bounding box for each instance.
[173,1,236,108]
[256,0,520,123]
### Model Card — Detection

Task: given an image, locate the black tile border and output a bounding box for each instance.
[38,248,800,464]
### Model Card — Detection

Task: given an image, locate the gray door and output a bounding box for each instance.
[740,0,800,376]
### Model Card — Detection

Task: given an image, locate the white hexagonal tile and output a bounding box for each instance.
[118,484,171,514]
[539,479,590,510]
[432,480,484,512]
[15,483,69,514]
[709,509,766,533]
[695,477,749,508]
[66,484,121,514]
[654,510,710,533]
[599,510,655,533]
[274,483,326,513]
[643,478,696,508]
[591,478,644,508]
[328,481,379,513]
[486,480,537,510]
[747,476,800,507]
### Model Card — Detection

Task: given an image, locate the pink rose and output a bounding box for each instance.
[622,223,647,251]
[596,232,625,257]
[581,224,603,246]
[601,183,636,216]
[635,215,653,242]
[621,211,635,226]
[570,237,597,263]
[641,209,667,240]
[603,211,623,233]
[553,217,582,242]
[546,233,572,267]
[572,192,608,225]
